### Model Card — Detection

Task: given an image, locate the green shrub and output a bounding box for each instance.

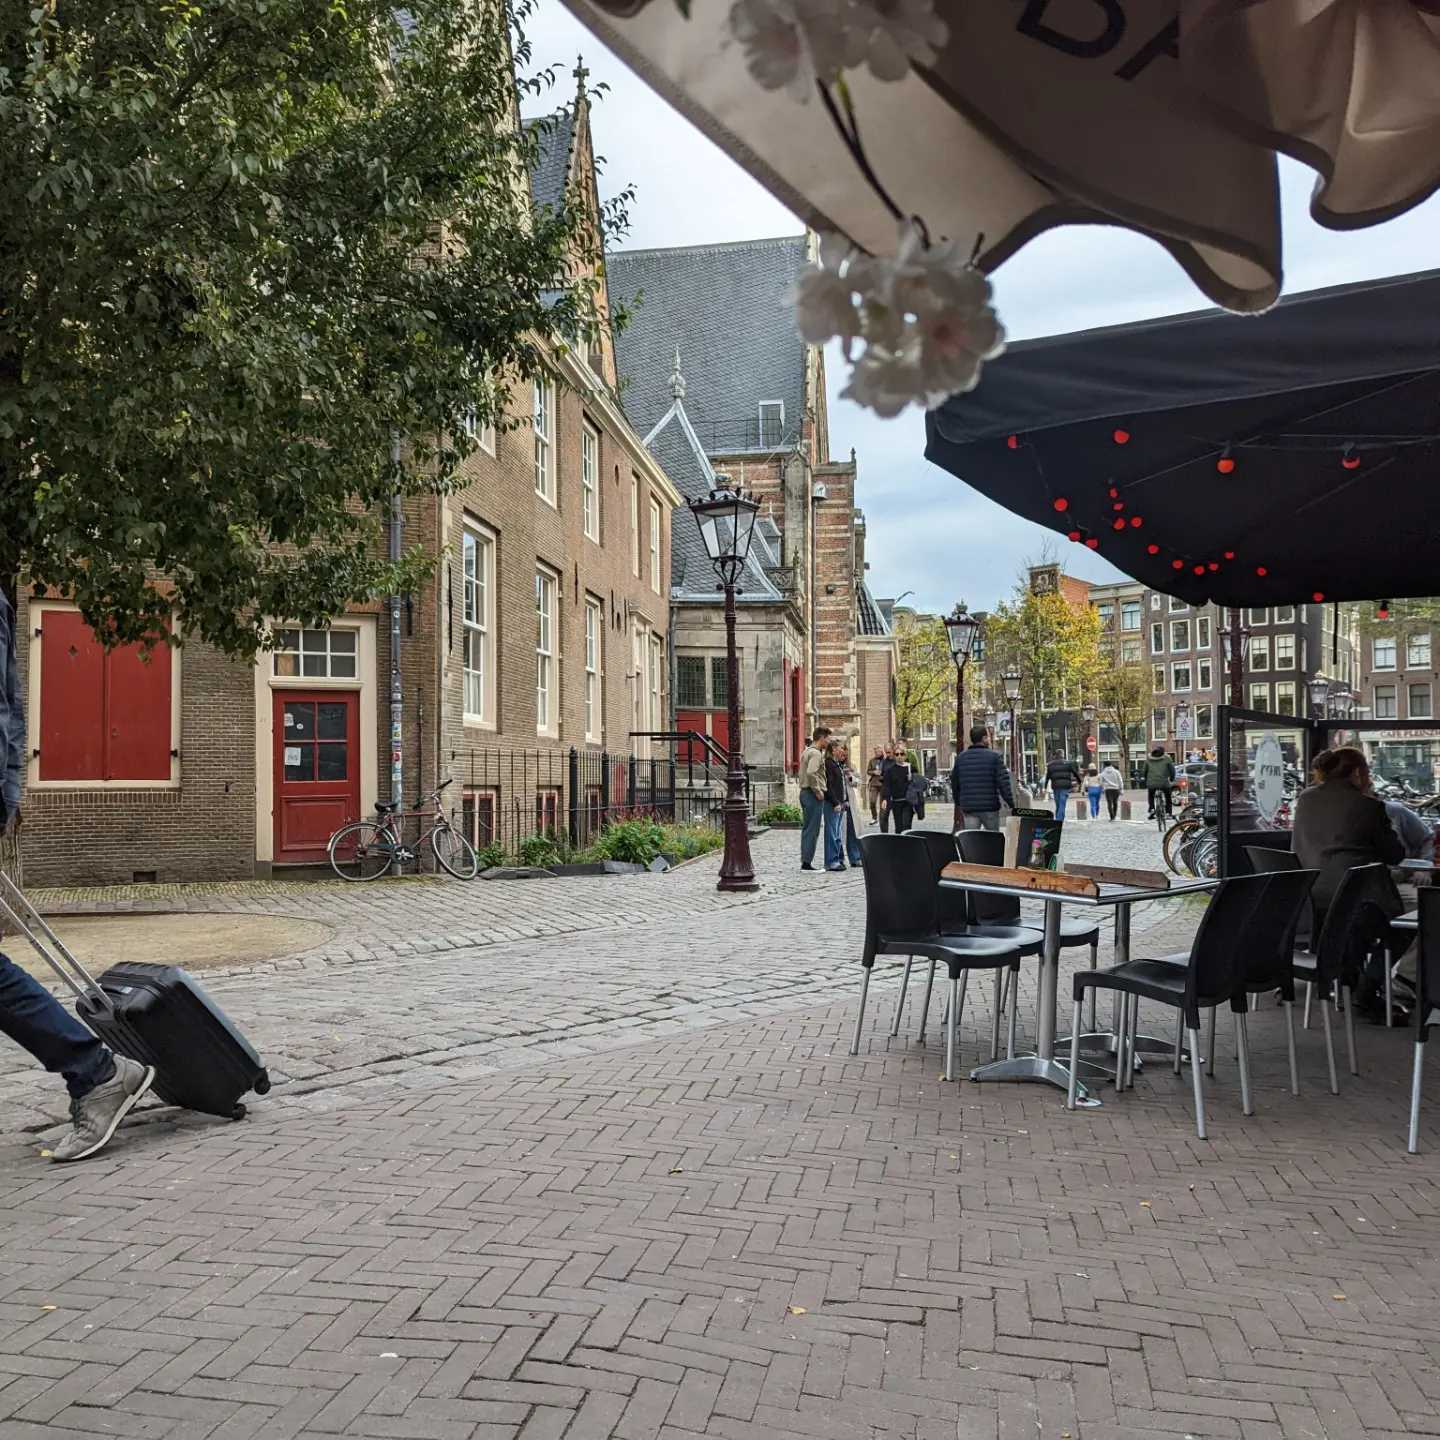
[474,842,508,871]
[757,802,802,826]
[657,821,723,860]
[589,818,667,865]
[517,834,563,868]
[905,748,921,771]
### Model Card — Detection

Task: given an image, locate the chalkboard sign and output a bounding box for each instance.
[1004,813,1064,870]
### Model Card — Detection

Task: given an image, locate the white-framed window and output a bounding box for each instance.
[1373,635,1397,670]
[461,524,496,727]
[533,379,555,504]
[1374,683,1398,720]
[1151,623,1164,654]
[1151,707,1167,740]
[1196,616,1211,650]
[1169,620,1191,652]
[1250,634,1270,670]
[535,566,558,734]
[1273,606,1295,624]
[920,719,938,740]
[275,627,358,679]
[1171,662,1192,692]
[1096,602,1115,628]
[630,474,641,577]
[462,787,498,850]
[1248,607,1268,625]
[1150,593,1162,611]
[1195,703,1214,738]
[1121,600,1141,632]
[648,632,663,731]
[1409,682,1433,719]
[1169,596,1187,612]
[1274,633,1295,669]
[649,496,663,595]
[581,423,600,542]
[1152,663,1165,693]
[1408,633,1431,669]
[1275,680,1296,716]
[758,400,785,446]
[584,596,603,743]
[1197,657,1213,691]
[1121,637,1141,664]
[1250,682,1270,710]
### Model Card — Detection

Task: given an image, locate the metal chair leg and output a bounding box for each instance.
[1172,1009,1184,1075]
[890,957,914,1037]
[1122,995,1138,1091]
[1343,984,1359,1076]
[1409,1040,1425,1154]
[1303,979,1313,1029]
[1384,960,1393,1029]
[1066,998,1083,1110]
[1206,1006,1217,1078]
[850,967,872,1056]
[1283,999,1299,1097]
[1187,1026,1207,1139]
[1320,992,1339,1095]
[944,972,966,1082]
[916,960,937,1041]
[1006,968,1019,1059]
[1234,1011,1254,1116]
[1087,941,1098,1033]
[989,969,1004,1061]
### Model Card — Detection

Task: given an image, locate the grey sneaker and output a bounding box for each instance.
[50,1057,155,1163]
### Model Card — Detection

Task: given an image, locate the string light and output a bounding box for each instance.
[1052,497,1069,512]
[1171,559,1184,571]
[1007,435,1019,450]
[1146,544,1160,555]
[1085,537,1099,549]
[1216,447,1235,475]
[1112,518,1126,531]
[1312,591,1325,602]
[1067,529,1081,542]
[1255,566,1268,577]
[1223,550,1235,560]
[1377,600,1391,620]
[1342,447,1360,470]
[1130,515,1143,528]
[1112,429,1130,445]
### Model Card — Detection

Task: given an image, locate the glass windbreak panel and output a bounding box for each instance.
[1224,710,1306,844]
[1331,728,1440,798]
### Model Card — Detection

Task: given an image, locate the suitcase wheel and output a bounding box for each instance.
[254,1071,271,1096]
[231,1104,247,1122]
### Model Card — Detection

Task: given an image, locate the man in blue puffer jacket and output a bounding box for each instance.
[950,725,1016,832]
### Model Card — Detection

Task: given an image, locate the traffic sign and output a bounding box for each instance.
[1085,735,1097,752]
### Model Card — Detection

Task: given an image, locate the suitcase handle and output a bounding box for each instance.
[0,872,108,1008]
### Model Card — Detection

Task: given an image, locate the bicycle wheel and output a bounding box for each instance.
[1162,819,1201,875]
[329,821,396,881]
[430,821,479,880]
[1191,833,1220,879]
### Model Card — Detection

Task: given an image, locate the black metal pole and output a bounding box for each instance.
[717,569,758,892]
[1228,607,1245,710]
[954,658,966,765]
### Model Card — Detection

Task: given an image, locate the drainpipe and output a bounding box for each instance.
[389,435,404,808]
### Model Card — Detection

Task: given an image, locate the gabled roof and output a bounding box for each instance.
[608,236,810,450]
[857,582,892,637]
[523,109,575,215]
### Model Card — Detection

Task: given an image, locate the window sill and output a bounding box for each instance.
[462,716,497,732]
[536,488,558,510]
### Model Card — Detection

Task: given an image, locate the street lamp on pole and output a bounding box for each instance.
[944,605,981,762]
[1307,675,1332,720]
[1221,610,1248,710]
[1003,669,1022,781]
[689,480,761,893]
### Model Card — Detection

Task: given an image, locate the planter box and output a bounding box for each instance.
[547,860,645,877]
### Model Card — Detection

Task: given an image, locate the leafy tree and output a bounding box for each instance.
[893,611,953,744]
[1091,661,1152,778]
[0,0,619,652]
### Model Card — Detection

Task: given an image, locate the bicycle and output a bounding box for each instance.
[327,779,479,881]
[1160,797,1206,875]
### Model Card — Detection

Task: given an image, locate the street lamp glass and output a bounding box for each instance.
[688,482,759,569]
[944,607,980,662]
[1307,676,1331,710]
[1003,670,1022,701]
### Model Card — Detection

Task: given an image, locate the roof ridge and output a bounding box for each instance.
[610,234,807,262]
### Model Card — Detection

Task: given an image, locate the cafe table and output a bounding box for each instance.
[939,869,1217,1106]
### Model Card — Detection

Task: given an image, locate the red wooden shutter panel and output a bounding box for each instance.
[40,611,105,781]
[105,640,172,780]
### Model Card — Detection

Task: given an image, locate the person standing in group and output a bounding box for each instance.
[1144,745,1176,819]
[885,749,915,833]
[865,746,886,824]
[840,743,866,864]
[950,724,1016,832]
[1085,766,1103,819]
[797,726,830,870]
[1099,760,1124,820]
[823,740,864,869]
[877,742,898,832]
[1045,752,1080,822]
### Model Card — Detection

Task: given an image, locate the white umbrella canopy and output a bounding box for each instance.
[562,0,1440,370]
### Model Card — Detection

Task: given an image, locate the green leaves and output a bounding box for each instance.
[0,0,617,653]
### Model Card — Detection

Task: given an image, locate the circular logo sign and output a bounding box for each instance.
[1085,735,1097,752]
[1251,734,1285,823]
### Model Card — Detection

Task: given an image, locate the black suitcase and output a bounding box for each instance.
[0,875,269,1120]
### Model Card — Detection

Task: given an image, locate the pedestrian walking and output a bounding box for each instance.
[1085,766,1103,819]
[1099,761,1124,820]
[797,726,830,870]
[950,724,1016,832]
[878,741,898,832]
[885,751,915,833]
[1045,753,1081,822]
[823,740,864,869]
[1145,745,1176,819]
[0,590,155,1162]
[865,746,885,823]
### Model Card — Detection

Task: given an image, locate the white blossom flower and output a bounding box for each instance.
[794,265,860,346]
[728,0,808,97]
[854,0,949,81]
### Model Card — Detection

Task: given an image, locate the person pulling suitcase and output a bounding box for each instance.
[0,590,154,1161]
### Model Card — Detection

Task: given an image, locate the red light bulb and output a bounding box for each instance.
[1112,501,1125,512]
[1053,497,1069,512]
[1146,543,1160,555]
[1108,486,1119,498]
[1223,550,1235,560]
[1172,559,1184,571]
[1313,591,1325,603]
[1007,434,1019,450]
[1193,565,1206,576]
[1207,562,1219,571]
[1085,537,1099,550]
[1256,566,1268,577]
[1342,454,1360,470]
[1113,428,1130,445]
[1067,530,1081,542]
[1377,607,1390,620]
[1216,457,1235,475]
[1113,518,1126,531]
[1130,515,1143,528]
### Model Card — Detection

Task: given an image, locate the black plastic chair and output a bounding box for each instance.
[850,833,1021,1081]
[1409,887,1439,1153]
[1245,846,1319,1024]
[906,829,1043,1060]
[955,828,1103,1034]
[1066,872,1311,1138]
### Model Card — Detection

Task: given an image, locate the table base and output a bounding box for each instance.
[968,1053,1102,1107]
[1058,1031,1202,1071]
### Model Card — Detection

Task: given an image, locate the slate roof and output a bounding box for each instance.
[857,582,892,637]
[524,110,575,215]
[607,236,810,451]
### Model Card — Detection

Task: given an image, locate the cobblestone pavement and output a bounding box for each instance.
[1,924,1436,1439]
[2,813,1188,1136]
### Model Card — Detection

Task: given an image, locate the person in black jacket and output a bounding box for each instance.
[1045,754,1081,821]
[951,726,1016,831]
[822,740,850,870]
[885,752,915,833]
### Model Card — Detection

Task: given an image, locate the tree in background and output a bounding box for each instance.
[0,0,622,652]
[1089,660,1152,780]
[893,611,954,745]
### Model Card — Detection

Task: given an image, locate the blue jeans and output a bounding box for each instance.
[0,951,114,1099]
[825,802,862,869]
[1054,788,1071,821]
[1087,785,1102,818]
[799,789,824,866]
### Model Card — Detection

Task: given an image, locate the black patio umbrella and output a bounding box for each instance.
[925,269,1440,607]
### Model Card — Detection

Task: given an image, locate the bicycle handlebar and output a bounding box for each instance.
[406,778,454,811]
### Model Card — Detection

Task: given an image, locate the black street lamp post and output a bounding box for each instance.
[689,480,761,893]
[1004,670,1022,780]
[1307,675,1332,720]
[944,604,982,761]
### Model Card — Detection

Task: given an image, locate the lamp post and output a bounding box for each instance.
[1221,613,1249,710]
[689,480,761,893]
[1081,700,1096,766]
[944,604,982,763]
[1004,670,1022,781]
[1307,675,1332,721]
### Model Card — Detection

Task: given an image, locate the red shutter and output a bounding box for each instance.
[709,708,730,757]
[782,660,793,772]
[676,709,707,765]
[105,639,173,780]
[40,611,105,780]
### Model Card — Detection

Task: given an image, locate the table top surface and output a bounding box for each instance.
[939,875,1218,907]
[1393,909,1420,930]
[1398,858,1437,872]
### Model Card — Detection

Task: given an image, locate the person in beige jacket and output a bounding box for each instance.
[797,726,830,870]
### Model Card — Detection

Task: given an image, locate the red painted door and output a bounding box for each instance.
[273,692,360,862]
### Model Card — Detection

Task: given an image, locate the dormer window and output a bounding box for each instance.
[758,401,784,447]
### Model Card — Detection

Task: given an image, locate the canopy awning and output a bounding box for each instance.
[924,269,1440,607]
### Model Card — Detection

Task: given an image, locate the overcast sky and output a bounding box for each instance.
[524,2,1440,614]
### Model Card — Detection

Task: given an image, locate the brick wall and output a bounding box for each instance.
[812,458,859,738]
